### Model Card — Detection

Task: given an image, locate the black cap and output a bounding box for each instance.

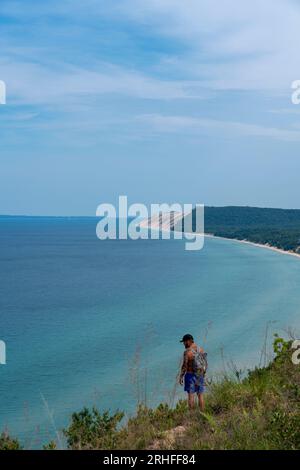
[180,334,194,343]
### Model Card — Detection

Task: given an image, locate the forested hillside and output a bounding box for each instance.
[203,206,300,252]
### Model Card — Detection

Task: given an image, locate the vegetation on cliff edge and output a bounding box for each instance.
[1,335,299,450]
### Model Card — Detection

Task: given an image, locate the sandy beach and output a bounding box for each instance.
[205,233,300,260]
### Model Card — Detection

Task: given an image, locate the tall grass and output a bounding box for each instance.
[2,331,299,450]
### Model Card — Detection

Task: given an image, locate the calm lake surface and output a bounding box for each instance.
[1,217,300,447]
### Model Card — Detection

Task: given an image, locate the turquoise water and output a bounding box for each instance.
[1,217,300,448]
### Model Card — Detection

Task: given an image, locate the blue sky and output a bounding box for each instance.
[1,0,300,215]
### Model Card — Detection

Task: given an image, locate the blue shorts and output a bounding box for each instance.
[184,373,205,394]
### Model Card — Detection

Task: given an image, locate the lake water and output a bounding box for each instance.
[1,217,300,447]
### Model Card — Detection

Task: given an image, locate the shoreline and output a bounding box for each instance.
[205,233,300,260]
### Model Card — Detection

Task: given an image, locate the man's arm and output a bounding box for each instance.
[179,350,188,384]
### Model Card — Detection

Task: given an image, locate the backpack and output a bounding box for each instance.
[190,347,208,376]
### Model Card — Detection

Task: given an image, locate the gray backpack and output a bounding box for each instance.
[190,347,208,376]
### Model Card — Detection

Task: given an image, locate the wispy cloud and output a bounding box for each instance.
[1,1,300,139]
[0,59,210,105]
[138,113,300,142]
[1,0,300,214]
[2,0,300,93]
[116,0,300,90]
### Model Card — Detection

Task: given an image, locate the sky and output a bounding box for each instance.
[1,0,300,215]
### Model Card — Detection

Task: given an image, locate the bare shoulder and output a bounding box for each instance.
[193,342,204,353]
[184,349,193,359]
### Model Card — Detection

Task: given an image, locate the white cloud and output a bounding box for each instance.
[137,113,300,142]
[1,0,300,142]
[1,0,300,101]
[0,59,210,104]
[116,0,300,90]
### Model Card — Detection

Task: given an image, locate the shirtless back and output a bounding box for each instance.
[179,334,205,410]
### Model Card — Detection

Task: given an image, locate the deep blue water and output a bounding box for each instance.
[1,217,300,448]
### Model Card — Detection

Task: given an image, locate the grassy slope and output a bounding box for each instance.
[62,337,300,450]
[1,337,299,450]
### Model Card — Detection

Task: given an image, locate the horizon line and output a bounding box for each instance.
[2,204,300,218]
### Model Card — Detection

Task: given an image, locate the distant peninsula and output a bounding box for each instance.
[201,206,300,254]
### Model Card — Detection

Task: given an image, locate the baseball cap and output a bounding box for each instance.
[180,334,194,343]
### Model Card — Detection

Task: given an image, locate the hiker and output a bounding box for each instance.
[179,334,207,411]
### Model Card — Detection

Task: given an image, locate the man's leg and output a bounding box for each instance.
[197,392,204,411]
[188,392,195,409]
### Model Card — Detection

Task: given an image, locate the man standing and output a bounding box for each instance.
[179,334,205,411]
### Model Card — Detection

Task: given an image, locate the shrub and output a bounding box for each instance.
[0,432,22,450]
[64,407,124,450]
